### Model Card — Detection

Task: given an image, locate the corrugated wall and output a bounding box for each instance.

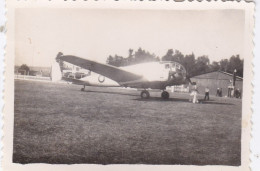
[190,71,243,97]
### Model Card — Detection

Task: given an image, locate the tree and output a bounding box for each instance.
[106,55,114,64]
[172,50,184,63]
[219,59,229,72]
[194,55,210,75]
[128,49,134,64]
[227,55,243,77]
[183,53,195,77]
[162,49,174,61]
[106,48,244,78]
[210,61,220,71]
[162,49,184,64]
[134,48,146,63]
[114,54,124,67]
[107,48,159,67]
[19,64,30,75]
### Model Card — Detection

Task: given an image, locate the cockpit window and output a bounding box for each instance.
[162,61,186,76]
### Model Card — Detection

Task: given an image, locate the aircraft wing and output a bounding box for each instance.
[58,55,144,84]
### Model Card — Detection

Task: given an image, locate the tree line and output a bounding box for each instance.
[106,48,244,77]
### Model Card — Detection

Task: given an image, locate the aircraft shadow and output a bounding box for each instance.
[134,98,234,105]
[82,90,139,97]
[81,90,234,105]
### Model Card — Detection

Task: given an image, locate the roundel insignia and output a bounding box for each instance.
[98,75,105,83]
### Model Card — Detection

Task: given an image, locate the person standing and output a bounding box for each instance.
[228,85,231,97]
[204,87,210,100]
[234,88,238,98]
[235,88,241,98]
[192,86,199,103]
[230,85,234,98]
[216,88,220,97]
[190,83,199,103]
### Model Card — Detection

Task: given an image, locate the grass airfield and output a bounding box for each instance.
[13,80,242,165]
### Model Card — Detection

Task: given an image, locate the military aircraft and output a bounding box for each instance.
[51,53,189,99]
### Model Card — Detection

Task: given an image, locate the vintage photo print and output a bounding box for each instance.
[3,1,254,171]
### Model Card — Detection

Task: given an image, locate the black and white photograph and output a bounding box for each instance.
[2,1,255,171]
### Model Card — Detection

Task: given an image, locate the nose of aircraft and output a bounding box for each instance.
[184,77,191,84]
[168,70,182,79]
[168,70,175,81]
[168,69,189,85]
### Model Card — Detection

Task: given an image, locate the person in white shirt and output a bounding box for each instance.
[204,87,210,100]
[190,83,199,103]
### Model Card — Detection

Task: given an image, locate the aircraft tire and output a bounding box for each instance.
[161,91,169,99]
[81,88,85,91]
[141,90,150,99]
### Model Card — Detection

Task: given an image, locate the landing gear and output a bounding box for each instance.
[161,91,169,99]
[140,90,150,99]
[81,85,85,91]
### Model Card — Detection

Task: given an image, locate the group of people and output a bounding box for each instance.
[189,84,241,104]
[189,83,210,104]
[227,85,241,98]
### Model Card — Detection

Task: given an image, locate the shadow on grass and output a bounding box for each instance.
[81,90,234,105]
[133,97,189,102]
[198,99,234,105]
[135,98,234,105]
[82,90,139,97]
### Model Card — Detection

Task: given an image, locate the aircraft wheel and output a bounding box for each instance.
[141,90,150,99]
[161,91,169,99]
[81,88,85,91]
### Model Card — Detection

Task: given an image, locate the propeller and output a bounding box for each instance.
[168,68,192,86]
[185,77,192,84]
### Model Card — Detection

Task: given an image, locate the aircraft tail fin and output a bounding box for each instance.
[51,53,63,82]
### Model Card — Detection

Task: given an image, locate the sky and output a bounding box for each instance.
[15,9,245,67]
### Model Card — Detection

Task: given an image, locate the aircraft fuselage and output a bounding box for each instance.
[59,61,187,90]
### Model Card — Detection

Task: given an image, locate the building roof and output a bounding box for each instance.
[218,71,243,80]
[191,70,243,81]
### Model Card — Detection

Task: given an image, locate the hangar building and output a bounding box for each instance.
[190,71,243,97]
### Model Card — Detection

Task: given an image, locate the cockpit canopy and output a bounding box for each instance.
[161,61,187,77]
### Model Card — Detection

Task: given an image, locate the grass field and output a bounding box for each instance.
[13,80,242,165]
